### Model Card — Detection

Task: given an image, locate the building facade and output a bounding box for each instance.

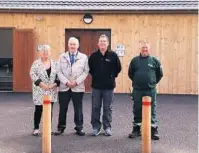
[0,0,198,94]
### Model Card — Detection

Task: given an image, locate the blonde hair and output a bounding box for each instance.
[41,45,51,51]
[39,45,51,58]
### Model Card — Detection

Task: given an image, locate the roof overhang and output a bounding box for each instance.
[0,9,197,14]
[0,0,197,14]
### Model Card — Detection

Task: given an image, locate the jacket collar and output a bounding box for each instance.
[139,54,150,59]
[97,49,109,56]
[63,51,81,65]
[64,51,79,57]
[69,51,78,56]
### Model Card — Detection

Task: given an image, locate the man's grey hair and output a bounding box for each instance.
[68,37,79,47]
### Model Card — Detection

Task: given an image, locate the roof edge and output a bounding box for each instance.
[0,9,197,14]
[0,6,198,11]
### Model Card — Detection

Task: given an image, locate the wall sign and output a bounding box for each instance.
[115,44,125,57]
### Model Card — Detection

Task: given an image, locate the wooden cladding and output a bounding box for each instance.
[13,29,34,92]
[0,13,197,94]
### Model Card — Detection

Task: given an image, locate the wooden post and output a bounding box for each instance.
[142,96,151,153]
[42,95,51,153]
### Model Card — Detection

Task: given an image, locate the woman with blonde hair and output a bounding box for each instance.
[30,45,60,136]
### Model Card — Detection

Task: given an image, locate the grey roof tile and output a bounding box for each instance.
[0,0,197,11]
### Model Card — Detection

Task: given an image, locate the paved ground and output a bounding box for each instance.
[0,93,197,153]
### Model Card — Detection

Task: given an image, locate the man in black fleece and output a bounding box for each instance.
[89,34,121,136]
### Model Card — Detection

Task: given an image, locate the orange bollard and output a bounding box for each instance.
[142,96,152,153]
[42,95,51,153]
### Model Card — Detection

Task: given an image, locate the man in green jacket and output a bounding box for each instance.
[128,42,163,140]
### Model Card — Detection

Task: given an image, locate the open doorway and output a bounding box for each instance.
[0,28,34,92]
[0,28,13,91]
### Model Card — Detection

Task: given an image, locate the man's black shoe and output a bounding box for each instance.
[128,125,141,139]
[76,130,85,136]
[54,130,64,136]
[151,127,160,140]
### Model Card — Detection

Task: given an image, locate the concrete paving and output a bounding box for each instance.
[0,93,197,153]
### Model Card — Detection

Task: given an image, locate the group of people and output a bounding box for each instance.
[29,34,163,141]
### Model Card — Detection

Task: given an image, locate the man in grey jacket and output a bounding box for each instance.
[54,37,89,136]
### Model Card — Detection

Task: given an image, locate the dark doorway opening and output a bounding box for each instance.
[0,28,13,91]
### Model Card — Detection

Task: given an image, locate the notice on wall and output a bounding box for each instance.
[115,44,125,57]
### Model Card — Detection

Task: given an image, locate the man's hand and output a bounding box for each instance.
[66,81,77,88]
[39,82,49,90]
[66,81,73,88]
[71,81,77,88]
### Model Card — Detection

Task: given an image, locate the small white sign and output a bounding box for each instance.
[115,44,125,57]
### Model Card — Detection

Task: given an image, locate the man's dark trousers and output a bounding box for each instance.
[132,88,158,127]
[91,88,114,130]
[57,89,84,132]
